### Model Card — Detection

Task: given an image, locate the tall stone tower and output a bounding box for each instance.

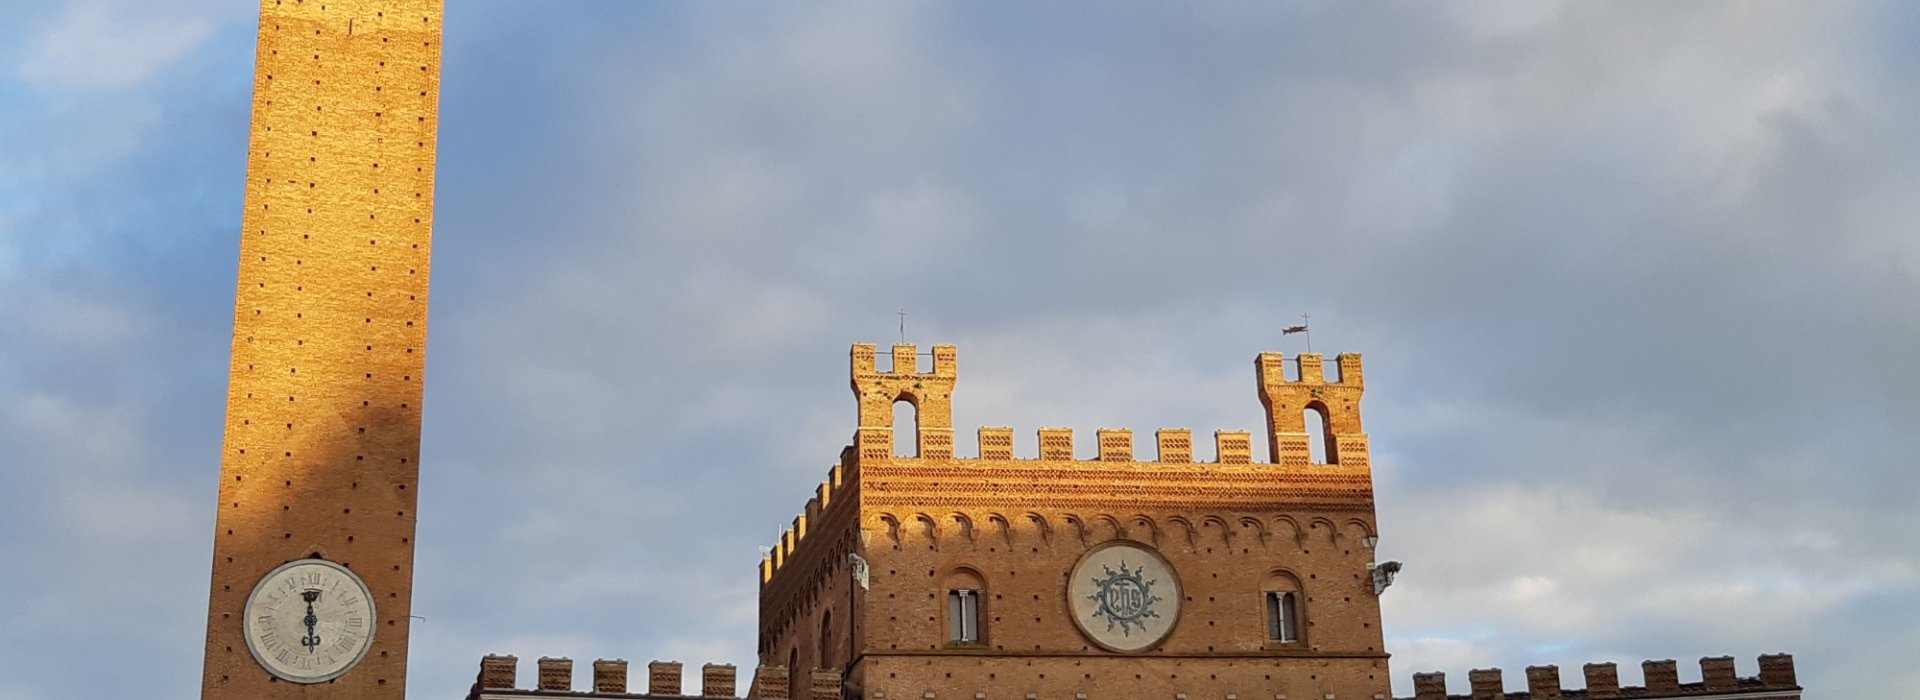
[201,2,442,698]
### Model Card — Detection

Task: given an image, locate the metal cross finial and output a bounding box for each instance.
[897,309,908,345]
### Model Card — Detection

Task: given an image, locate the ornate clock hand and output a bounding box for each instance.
[300,589,323,652]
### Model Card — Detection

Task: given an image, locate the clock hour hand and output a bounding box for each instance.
[300,589,323,652]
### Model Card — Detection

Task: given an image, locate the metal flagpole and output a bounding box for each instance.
[1282,314,1311,356]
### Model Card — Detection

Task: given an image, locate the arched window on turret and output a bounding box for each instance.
[1303,403,1333,464]
[893,399,917,457]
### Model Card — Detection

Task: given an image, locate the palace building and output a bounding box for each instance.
[478,343,1388,699]
[755,344,1388,700]
[461,346,1803,700]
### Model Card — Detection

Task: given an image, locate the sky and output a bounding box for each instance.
[2,1,1917,698]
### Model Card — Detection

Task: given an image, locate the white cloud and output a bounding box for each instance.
[2,290,145,351]
[6,393,144,472]
[15,3,216,91]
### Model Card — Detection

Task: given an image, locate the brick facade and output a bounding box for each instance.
[203,2,442,699]
[757,344,1389,700]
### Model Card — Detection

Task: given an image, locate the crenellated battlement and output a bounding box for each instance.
[951,426,1260,464]
[846,343,1371,468]
[1402,655,1800,700]
[856,423,1351,464]
[761,462,853,587]
[1258,350,1365,387]
[761,345,1382,583]
[756,458,865,657]
[467,654,833,699]
[850,342,957,378]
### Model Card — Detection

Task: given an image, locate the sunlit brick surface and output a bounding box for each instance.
[202,2,440,698]
[759,345,1388,700]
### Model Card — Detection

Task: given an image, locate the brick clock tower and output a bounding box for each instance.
[758,344,1391,700]
[201,2,442,699]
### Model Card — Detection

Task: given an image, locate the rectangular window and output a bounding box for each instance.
[1266,591,1298,643]
[948,589,980,643]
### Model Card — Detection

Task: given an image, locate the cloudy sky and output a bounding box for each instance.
[3,1,1917,698]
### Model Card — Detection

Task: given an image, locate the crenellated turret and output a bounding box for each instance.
[1258,351,1370,468]
[851,343,957,460]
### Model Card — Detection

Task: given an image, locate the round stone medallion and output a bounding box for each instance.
[1067,540,1182,652]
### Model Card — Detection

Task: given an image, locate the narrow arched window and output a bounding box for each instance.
[787,648,800,698]
[945,568,986,645]
[1264,571,1306,646]
[893,399,918,457]
[1266,591,1299,642]
[948,590,980,643]
[1303,404,1332,464]
[819,610,833,669]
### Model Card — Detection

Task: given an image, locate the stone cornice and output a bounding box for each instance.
[858,458,1374,510]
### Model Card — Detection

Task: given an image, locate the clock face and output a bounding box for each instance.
[242,559,377,683]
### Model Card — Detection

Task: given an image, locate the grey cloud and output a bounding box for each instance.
[2,1,1915,698]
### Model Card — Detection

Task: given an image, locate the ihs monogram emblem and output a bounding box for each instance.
[1085,560,1164,636]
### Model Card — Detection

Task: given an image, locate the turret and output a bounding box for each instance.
[1257,352,1370,468]
[851,343,957,461]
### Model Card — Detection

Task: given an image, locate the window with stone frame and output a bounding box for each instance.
[1264,570,1305,645]
[945,568,987,645]
[1266,591,1300,642]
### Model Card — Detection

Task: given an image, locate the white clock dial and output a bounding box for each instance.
[242,559,377,683]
